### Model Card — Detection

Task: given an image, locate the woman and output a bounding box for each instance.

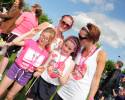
[0,0,24,36]
[29,14,74,51]
[53,23,107,100]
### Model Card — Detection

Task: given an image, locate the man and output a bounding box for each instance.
[101,60,124,100]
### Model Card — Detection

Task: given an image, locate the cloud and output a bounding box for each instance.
[72,12,125,48]
[70,0,115,11]
[73,13,96,31]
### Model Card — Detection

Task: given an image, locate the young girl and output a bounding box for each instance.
[26,36,80,100]
[0,27,56,100]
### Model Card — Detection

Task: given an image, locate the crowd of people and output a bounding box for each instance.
[0,0,124,100]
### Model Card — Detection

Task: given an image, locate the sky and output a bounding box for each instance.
[26,0,125,68]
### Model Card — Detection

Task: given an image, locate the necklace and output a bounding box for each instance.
[79,45,97,65]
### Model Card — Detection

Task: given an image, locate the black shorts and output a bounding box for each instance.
[0,33,8,41]
[27,77,57,100]
[3,33,21,57]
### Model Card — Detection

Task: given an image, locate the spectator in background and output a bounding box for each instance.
[0,3,42,80]
[100,60,124,100]
[0,0,24,40]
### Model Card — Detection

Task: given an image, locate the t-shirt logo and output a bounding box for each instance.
[22,48,45,67]
[48,59,64,78]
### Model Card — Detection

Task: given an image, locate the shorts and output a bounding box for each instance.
[53,93,63,100]
[0,33,8,41]
[6,62,33,86]
[27,77,57,100]
[4,33,21,57]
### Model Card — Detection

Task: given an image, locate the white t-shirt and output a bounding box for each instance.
[41,50,74,85]
[58,48,101,100]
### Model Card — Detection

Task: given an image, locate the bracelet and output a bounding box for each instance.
[37,67,45,72]
[89,97,94,100]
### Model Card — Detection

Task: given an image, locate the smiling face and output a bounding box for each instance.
[61,39,76,56]
[38,29,55,48]
[57,16,74,32]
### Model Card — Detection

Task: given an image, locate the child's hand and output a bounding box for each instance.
[36,67,45,73]
[33,71,42,78]
[30,27,41,35]
[0,38,6,47]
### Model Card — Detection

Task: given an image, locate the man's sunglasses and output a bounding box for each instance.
[61,20,71,28]
[79,34,88,40]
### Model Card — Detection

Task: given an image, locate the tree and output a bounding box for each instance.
[23,3,52,24]
[105,60,115,72]
[38,14,52,24]
[0,0,52,24]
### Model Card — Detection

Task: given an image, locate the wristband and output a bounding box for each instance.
[89,97,94,100]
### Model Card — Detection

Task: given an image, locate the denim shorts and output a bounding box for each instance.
[6,62,33,86]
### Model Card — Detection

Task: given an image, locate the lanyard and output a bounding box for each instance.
[79,46,97,65]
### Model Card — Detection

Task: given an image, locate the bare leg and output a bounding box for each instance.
[0,57,9,79]
[6,82,24,100]
[100,96,105,100]
[26,98,33,100]
[0,75,14,96]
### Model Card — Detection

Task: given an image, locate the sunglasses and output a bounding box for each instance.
[79,34,88,40]
[61,20,71,28]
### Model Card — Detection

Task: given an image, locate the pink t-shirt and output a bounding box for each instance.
[16,39,48,72]
[12,12,38,36]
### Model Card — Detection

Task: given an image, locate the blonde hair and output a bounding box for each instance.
[42,27,56,41]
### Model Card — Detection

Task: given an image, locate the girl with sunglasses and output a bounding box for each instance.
[53,23,107,100]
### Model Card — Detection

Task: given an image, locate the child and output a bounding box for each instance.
[26,36,80,100]
[0,27,56,100]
